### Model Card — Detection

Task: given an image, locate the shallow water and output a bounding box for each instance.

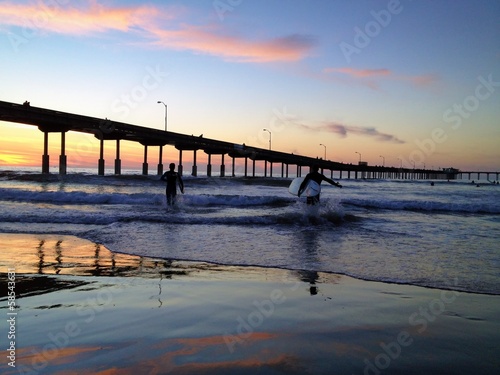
[1,169,499,294]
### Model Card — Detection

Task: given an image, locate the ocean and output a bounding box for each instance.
[1,168,499,295]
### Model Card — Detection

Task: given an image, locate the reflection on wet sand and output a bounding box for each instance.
[1,233,336,301]
[0,274,88,300]
[1,233,499,375]
[0,234,211,279]
[0,233,342,285]
[3,235,146,277]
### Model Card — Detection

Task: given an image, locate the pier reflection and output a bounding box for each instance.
[0,234,206,301]
[1,235,191,278]
[0,233,341,302]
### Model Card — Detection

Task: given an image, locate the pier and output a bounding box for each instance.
[1,100,498,181]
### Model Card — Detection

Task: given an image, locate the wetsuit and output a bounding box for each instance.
[299,171,340,205]
[161,170,184,206]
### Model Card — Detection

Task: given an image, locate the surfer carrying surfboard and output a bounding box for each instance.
[160,163,184,206]
[298,165,342,205]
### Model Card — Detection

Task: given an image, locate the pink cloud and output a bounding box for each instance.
[324,67,391,78]
[149,25,315,62]
[0,1,159,35]
[298,121,405,144]
[0,1,315,63]
[406,74,439,87]
[323,66,438,88]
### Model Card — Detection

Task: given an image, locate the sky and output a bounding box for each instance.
[0,0,499,173]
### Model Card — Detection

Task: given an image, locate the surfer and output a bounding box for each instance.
[298,165,342,205]
[160,163,184,206]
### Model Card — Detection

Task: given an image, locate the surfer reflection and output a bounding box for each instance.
[293,230,321,295]
[160,163,184,206]
[298,165,342,205]
[296,270,320,295]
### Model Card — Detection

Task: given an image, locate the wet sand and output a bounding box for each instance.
[1,233,499,374]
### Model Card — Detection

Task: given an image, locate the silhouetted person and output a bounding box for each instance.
[160,163,184,206]
[298,165,342,205]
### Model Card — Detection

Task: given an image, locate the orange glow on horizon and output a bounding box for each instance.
[1,121,497,173]
[0,151,38,166]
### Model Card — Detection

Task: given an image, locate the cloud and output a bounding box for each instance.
[323,67,438,89]
[0,1,159,35]
[0,1,316,63]
[324,67,391,78]
[148,26,316,62]
[298,121,405,144]
[408,73,439,87]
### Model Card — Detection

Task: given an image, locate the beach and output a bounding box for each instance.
[2,0,499,372]
[1,233,499,375]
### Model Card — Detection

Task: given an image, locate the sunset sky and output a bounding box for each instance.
[1,0,499,173]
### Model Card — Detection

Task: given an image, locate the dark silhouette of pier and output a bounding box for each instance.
[1,100,498,181]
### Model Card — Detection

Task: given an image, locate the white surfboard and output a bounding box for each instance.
[288,177,321,197]
[288,177,304,196]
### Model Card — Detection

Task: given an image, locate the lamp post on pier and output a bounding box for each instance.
[355,151,361,163]
[319,143,326,160]
[157,101,167,131]
[379,155,385,166]
[263,128,272,150]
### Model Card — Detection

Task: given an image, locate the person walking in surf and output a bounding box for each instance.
[298,165,342,205]
[160,163,184,206]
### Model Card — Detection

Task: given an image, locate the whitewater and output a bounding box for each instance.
[1,169,499,295]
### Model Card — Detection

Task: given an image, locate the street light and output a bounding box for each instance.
[398,157,403,168]
[319,143,326,160]
[263,128,272,150]
[157,101,167,131]
[355,151,361,162]
[379,155,385,166]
